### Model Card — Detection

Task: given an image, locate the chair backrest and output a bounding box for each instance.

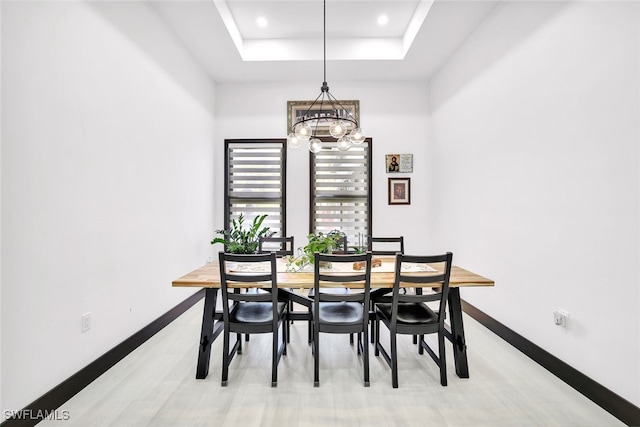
[218,252,279,323]
[367,236,404,255]
[313,252,372,310]
[258,236,294,257]
[340,235,348,253]
[392,252,453,327]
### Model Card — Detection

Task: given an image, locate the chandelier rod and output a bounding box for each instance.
[323,0,327,85]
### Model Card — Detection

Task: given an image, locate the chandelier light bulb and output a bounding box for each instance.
[329,120,348,138]
[295,122,312,141]
[336,136,352,151]
[287,132,302,148]
[349,128,365,144]
[309,138,322,153]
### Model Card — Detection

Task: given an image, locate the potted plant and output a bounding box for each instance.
[211,213,274,254]
[286,230,345,271]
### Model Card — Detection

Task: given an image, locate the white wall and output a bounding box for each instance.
[214,81,431,252]
[1,1,215,412]
[429,1,639,405]
[0,0,3,413]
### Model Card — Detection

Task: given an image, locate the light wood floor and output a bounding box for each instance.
[40,300,624,426]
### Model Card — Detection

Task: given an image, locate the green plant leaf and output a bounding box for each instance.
[210,213,274,254]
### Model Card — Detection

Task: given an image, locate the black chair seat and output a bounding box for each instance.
[376,302,438,325]
[316,302,363,325]
[231,302,286,324]
[307,287,352,343]
[242,288,289,341]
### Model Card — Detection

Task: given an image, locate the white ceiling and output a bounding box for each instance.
[149,0,499,83]
[228,1,421,40]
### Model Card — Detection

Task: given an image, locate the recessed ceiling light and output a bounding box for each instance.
[377,15,388,26]
[256,17,268,28]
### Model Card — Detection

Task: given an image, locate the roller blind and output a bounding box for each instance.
[225,140,286,236]
[310,139,372,248]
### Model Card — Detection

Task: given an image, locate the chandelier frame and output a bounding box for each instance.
[288,0,364,151]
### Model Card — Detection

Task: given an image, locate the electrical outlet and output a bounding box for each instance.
[81,312,91,332]
[553,309,570,327]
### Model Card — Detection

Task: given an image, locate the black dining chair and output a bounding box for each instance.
[367,236,405,342]
[311,252,372,387]
[259,236,296,330]
[374,252,452,388]
[218,251,288,387]
[330,235,349,254]
[306,234,351,343]
[258,236,294,257]
[367,236,404,255]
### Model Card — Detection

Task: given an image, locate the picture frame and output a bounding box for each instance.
[287,100,360,136]
[386,154,413,173]
[388,178,411,205]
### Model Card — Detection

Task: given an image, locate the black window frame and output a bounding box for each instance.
[223,139,287,238]
[309,137,373,249]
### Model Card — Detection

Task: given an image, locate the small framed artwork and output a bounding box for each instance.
[287,100,360,137]
[386,154,413,173]
[388,178,411,205]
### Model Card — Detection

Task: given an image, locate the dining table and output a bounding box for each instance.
[172,256,494,380]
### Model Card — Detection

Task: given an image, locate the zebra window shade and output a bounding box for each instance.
[310,139,372,247]
[225,140,286,237]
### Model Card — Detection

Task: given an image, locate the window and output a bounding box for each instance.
[310,139,372,248]
[224,139,286,236]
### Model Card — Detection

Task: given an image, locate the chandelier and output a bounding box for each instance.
[287,0,365,153]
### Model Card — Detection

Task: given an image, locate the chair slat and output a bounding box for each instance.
[397,273,446,284]
[318,274,368,283]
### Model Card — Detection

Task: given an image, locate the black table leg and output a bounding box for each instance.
[369,288,390,343]
[196,288,222,379]
[279,288,312,309]
[447,287,469,378]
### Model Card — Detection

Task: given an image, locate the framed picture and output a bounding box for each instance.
[386,154,413,173]
[287,100,360,136]
[388,178,411,205]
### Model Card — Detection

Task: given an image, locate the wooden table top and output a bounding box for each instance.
[172,258,494,289]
